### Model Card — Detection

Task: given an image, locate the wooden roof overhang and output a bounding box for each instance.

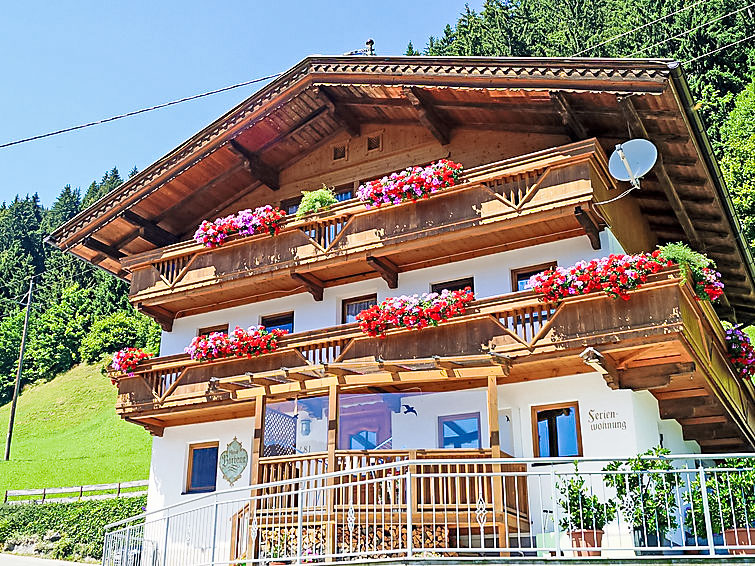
[113,272,755,451]
[47,56,755,323]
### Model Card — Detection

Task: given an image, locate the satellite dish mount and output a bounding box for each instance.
[608,138,658,191]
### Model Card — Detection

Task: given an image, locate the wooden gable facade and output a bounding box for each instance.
[48,56,755,453]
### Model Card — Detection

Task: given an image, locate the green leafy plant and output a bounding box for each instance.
[559,465,616,531]
[296,185,338,218]
[657,242,723,301]
[603,447,679,538]
[685,458,755,534]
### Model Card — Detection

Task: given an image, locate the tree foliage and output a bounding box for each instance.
[413,0,755,149]
[0,166,158,406]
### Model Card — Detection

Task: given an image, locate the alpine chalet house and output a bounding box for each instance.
[50,56,755,562]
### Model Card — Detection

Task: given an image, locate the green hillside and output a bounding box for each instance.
[0,363,151,496]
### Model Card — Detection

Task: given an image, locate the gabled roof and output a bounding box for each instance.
[47,55,755,322]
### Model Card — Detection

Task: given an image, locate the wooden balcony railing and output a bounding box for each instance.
[121,139,620,322]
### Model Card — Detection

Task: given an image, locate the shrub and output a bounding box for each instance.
[558,465,616,531]
[0,496,146,560]
[296,185,338,218]
[79,310,160,363]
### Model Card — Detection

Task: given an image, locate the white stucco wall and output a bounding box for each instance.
[159,231,624,356]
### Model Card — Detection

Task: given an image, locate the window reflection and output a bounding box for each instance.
[338,389,488,450]
[263,397,328,456]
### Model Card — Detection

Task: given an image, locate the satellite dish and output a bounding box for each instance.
[608,139,658,189]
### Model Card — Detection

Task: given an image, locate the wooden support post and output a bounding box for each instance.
[366,255,399,288]
[291,272,324,301]
[574,206,602,250]
[487,374,508,552]
[550,92,588,141]
[326,384,339,557]
[251,394,266,487]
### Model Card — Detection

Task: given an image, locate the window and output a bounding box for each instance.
[261,312,294,333]
[531,402,582,458]
[281,196,301,216]
[366,134,382,152]
[335,188,353,202]
[197,324,229,338]
[349,430,378,449]
[341,294,377,324]
[439,413,482,449]
[332,143,347,161]
[431,277,474,294]
[186,442,219,493]
[511,262,557,292]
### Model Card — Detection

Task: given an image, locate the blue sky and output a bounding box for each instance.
[0,1,477,206]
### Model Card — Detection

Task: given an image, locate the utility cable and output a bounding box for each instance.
[571,0,707,56]
[684,30,755,63]
[630,2,755,56]
[0,72,283,150]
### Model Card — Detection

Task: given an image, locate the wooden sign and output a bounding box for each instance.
[219,437,248,486]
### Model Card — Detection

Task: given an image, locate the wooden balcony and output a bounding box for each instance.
[121,139,651,326]
[112,271,755,451]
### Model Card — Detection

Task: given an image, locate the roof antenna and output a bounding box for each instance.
[344,38,375,56]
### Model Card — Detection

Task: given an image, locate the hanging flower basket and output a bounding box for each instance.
[193,205,286,248]
[185,326,287,362]
[356,288,475,338]
[725,328,755,381]
[111,348,153,378]
[356,159,463,208]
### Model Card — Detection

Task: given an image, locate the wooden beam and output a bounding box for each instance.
[122,210,178,247]
[228,140,280,191]
[255,105,329,154]
[326,383,339,556]
[318,87,360,137]
[401,87,450,145]
[574,206,602,250]
[291,272,323,301]
[250,395,266,486]
[137,304,175,332]
[550,92,588,140]
[619,96,704,250]
[81,237,125,260]
[366,255,398,289]
[580,347,619,389]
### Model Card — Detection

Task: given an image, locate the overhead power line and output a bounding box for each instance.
[684,31,755,63]
[631,2,755,56]
[571,0,707,56]
[0,72,283,150]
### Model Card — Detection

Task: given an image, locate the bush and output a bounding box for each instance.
[296,185,337,218]
[0,496,146,560]
[79,310,161,363]
[558,465,615,531]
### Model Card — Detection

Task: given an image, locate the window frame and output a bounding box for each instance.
[260,311,294,333]
[530,401,583,458]
[197,324,229,338]
[511,261,557,293]
[438,411,482,449]
[186,441,219,494]
[341,293,378,324]
[430,277,475,294]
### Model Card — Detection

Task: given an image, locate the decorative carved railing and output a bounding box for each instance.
[122,139,614,318]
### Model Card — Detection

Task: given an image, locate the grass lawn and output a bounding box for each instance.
[0,363,151,496]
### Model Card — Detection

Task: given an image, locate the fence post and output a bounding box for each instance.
[210,495,219,565]
[551,467,561,557]
[162,516,170,566]
[297,479,305,564]
[123,525,132,566]
[698,466,716,556]
[406,469,413,558]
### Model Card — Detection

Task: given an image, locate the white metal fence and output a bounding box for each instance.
[102,454,755,565]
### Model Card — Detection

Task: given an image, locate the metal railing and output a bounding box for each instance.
[102,454,755,565]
